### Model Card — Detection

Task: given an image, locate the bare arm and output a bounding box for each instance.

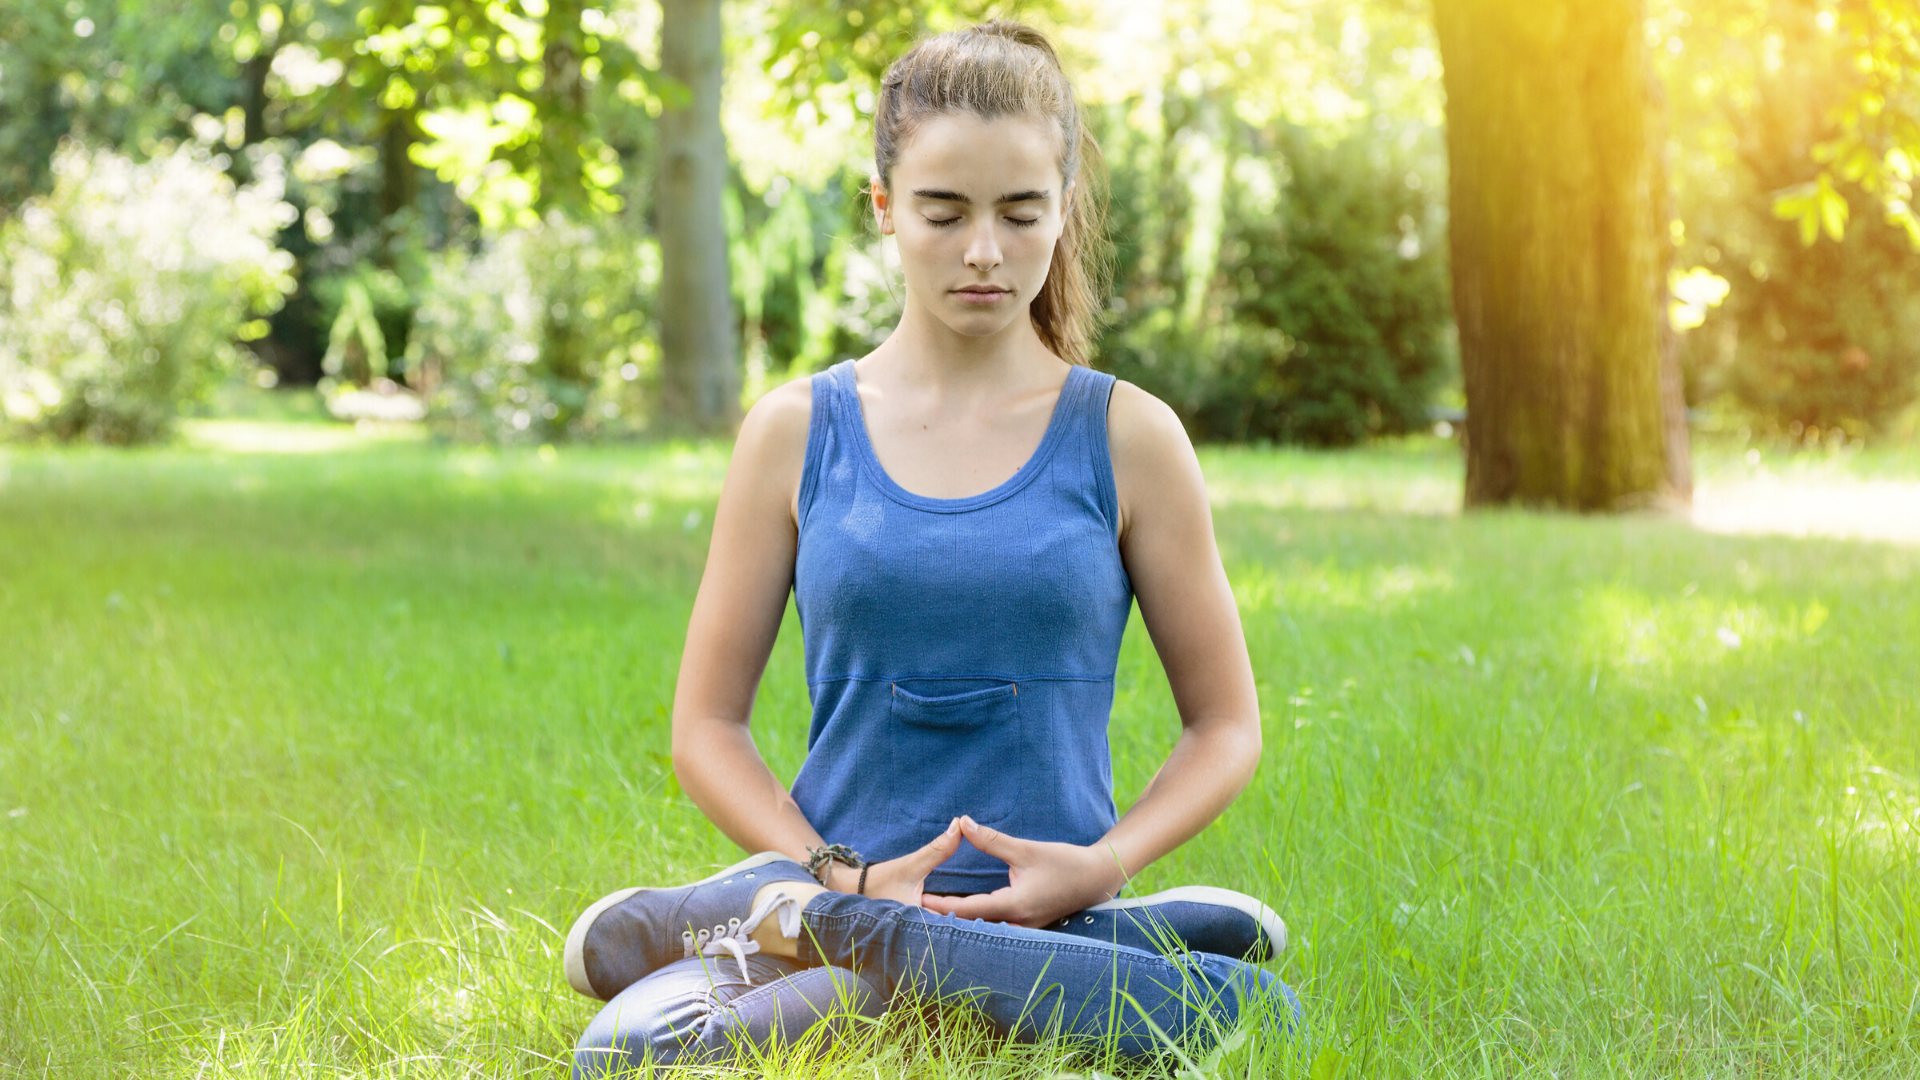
[668,380,832,869]
[1096,380,1263,869]
[926,381,1262,924]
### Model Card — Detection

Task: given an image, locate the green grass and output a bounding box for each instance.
[2,432,1917,1078]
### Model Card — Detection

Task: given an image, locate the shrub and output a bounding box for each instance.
[1096,110,1453,446]
[1720,223,1920,437]
[0,142,296,443]
[410,216,656,442]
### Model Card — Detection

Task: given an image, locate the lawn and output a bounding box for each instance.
[2,430,1917,1078]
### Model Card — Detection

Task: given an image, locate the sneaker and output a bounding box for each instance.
[564,852,818,1000]
[1045,886,1287,961]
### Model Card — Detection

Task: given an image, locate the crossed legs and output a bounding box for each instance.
[573,883,1297,1075]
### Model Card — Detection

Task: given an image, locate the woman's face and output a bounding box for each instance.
[875,111,1069,344]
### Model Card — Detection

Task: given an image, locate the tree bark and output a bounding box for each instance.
[1434,0,1688,510]
[541,0,587,207]
[656,0,740,433]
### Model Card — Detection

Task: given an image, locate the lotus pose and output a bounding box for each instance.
[566,23,1297,1073]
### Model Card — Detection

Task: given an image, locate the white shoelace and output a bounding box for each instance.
[678,888,806,984]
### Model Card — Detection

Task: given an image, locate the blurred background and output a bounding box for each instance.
[6,7,1920,1075]
[0,0,1913,454]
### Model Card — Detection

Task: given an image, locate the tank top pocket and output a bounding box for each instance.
[885,682,1021,828]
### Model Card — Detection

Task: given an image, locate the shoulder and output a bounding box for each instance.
[1104,379,1206,537]
[733,374,815,464]
[725,376,816,522]
[1105,378,1198,473]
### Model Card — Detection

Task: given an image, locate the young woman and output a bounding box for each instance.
[565,23,1297,1073]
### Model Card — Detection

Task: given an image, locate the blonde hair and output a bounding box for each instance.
[874,22,1110,366]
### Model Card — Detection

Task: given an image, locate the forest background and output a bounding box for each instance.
[2,0,1916,452]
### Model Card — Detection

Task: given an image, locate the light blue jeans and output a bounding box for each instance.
[573,891,1299,1074]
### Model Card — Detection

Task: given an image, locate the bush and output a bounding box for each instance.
[1715,222,1920,437]
[1096,108,1453,446]
[411,216,656,442]
[0,142,296,443]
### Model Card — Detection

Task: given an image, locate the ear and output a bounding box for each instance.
[870,176,894,235]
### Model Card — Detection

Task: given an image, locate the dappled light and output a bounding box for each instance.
[1572,583,1820,678]
[1695,475,1920,544]
[5,439,1918,1078]
[1231,559,1456,615]
[5,0,1920,1076]
[182,418,428,453]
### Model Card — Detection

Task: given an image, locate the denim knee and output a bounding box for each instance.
[573,954,885,1076]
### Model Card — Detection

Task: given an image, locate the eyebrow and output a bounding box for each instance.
[911,188,1051,205]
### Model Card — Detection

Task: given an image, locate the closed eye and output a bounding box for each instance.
[1006,217,1041,228]
[924,216,961,227]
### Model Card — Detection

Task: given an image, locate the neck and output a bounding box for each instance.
[874,298,1059,392]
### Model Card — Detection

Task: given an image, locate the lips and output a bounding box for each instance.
[951,286,1013,306]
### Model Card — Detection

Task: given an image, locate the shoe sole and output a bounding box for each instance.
[1085,885,1288,954]
[564,851,799,998]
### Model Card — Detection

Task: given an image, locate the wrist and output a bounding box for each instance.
[825,862,863,893]
[1084,842,1132,899]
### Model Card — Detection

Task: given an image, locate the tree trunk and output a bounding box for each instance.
[656,0,740,433]
[1434,0,1688,510]
[542,0,587,207]
[242,40,278,145]
[376,108,417,267]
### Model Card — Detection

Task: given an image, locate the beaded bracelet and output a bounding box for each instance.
[804,843,866,890]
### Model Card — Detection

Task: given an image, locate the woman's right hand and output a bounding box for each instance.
[828,818,963,906]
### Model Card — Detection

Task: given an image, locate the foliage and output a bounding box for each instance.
[0,0,243,210]
[3,440,1919,1075]
[761,0,1038,107]
[1086,1,1452,446]
[412,215,656,442]
[298,0,650,226]
[10,0,1916,446]
[313,263,413,386]
[728,173,869,395]
[1665,0,1920,434]
[1768,0,1920,249]
[0,141,295,443]
[1102,112,1450,445]
[1724,216,1920,434]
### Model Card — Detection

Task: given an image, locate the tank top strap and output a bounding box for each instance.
[1065,365,1121,536]
[796,360,854,529]
[800,359,1118,529]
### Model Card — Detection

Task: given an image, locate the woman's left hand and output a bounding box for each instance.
[918,817,1129,928]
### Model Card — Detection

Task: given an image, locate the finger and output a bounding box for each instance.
[903,817,964,873]
[957,816,1028,862]
[922,887,1019,923]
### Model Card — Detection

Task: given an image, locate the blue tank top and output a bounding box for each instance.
[790,359,1135,894]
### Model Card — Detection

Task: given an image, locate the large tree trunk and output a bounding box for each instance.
[656,0,740,433]
[1434,1,1688,510]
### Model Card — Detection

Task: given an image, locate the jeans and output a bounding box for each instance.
[573,891,1299,1075]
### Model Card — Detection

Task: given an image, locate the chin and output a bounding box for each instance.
[937,306,1025,339]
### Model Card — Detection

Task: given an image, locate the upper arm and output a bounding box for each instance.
[671,378,814,741]
[1108,381,1259,735]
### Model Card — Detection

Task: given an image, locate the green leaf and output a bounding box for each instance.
[1893,204,1920,250]
[1772,181,1821,246]
[1310,1046,1347,1080]
[1817,175,1851,241]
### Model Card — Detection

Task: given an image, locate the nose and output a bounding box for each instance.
[963,219,1002,273]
